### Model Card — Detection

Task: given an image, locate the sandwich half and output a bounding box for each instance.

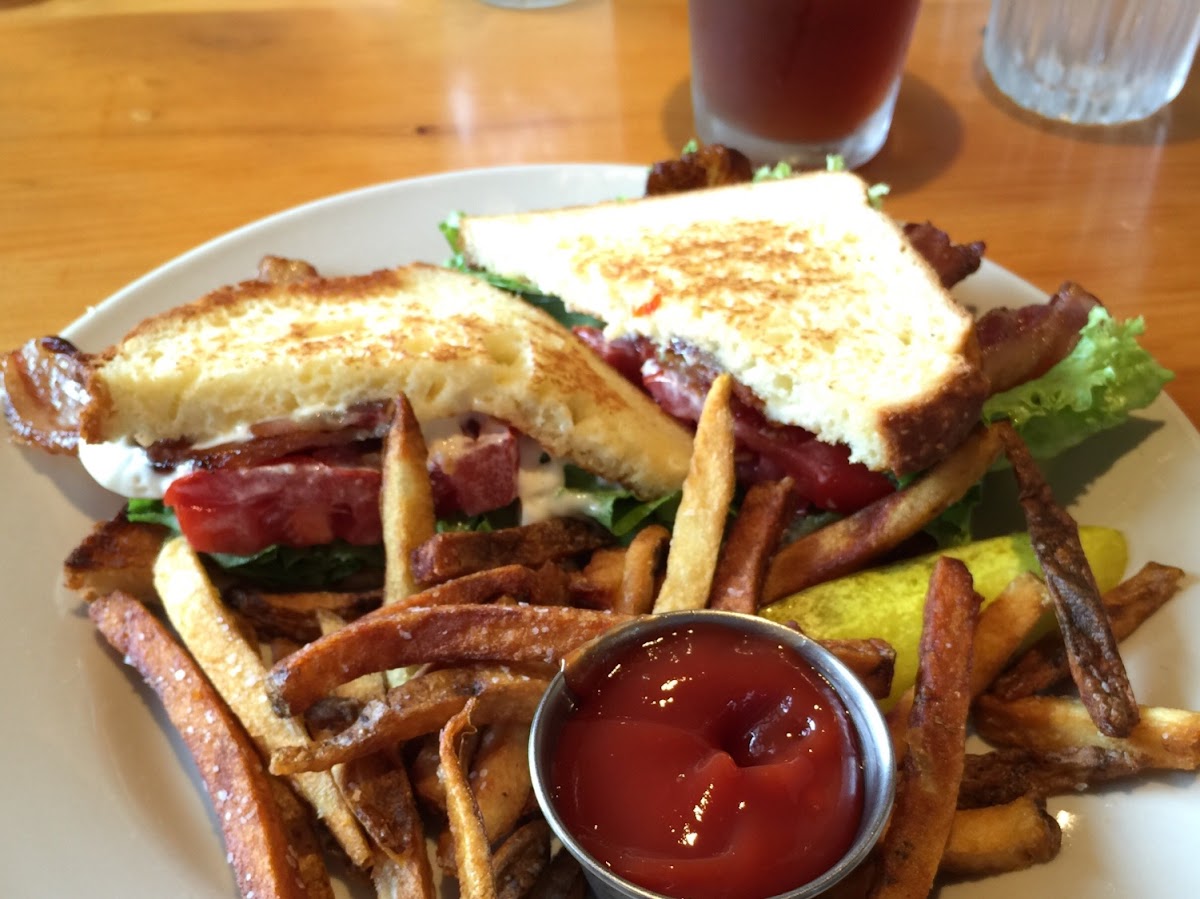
[455,171,989,512]
[10,262,693,580]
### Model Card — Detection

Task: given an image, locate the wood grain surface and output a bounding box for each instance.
[2,0,1197,423]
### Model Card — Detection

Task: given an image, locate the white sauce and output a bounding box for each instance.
[77,439,196,499]
[516,436,606,524]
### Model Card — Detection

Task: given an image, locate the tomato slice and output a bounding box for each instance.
[163,461,382,556]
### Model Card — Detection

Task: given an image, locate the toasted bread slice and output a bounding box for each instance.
[457,172,988,476]
[79,263,692,499]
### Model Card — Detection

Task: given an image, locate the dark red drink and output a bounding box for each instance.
[689,0,921,165]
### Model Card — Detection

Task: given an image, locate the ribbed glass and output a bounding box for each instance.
[984,0,1200,125]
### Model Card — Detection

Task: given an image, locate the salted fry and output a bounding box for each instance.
[974,694,1200,770]
[765,425,1002,602]
[528,851,586,899]
[314,608,389,705]
[63,514,167,603]
[385,563,567,612]
[154,537,372,867]
[271,666,549,775]
[889,571,1048,747]
[441,701,498,899]
[471,723,534,845]
[959,746,1150,809]
[871,557,980,899]
[709,477,796,613]
[991,562,1185,701]
[998,422,1138,737]
[381,393,437,607]
[88,592,319,899]
[819,637,895,701]
[493,819,552,899]
[617,524,670,615]
[267,777,337,899]
[412,518,612,586]
[338,752,435,897]
[267,603,627,717]
[569,547,627,610]
[410,736,446,813]
[655,373,736,613]
[223,586,380,643]
[941,796,1061,877]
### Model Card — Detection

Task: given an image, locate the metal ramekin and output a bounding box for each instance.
[529,609,895,899]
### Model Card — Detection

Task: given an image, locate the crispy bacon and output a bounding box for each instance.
[902,221,986,289]
[645,144,754,196]
[1,336,91,455]
[977,282,1100,395]
[145,401,395,470]
[637,343,894,512]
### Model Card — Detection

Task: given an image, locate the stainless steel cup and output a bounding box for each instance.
[529,610,895,899]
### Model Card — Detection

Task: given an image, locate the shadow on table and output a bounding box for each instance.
[660,72,961,197]
[972,49,1200,146]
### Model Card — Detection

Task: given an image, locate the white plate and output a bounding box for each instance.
[2,164,1197,898]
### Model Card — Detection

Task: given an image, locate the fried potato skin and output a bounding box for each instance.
[89,592,318,899]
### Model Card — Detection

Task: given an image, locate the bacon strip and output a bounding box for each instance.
[1,336,91,454]
[977,282,1100,395]
[902,221,985,289]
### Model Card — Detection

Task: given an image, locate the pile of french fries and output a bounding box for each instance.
[75,374,1195,899]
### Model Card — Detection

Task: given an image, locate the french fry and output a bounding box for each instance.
[314,608,389,705]
[338,752,436,897]
[709,477,796,614]
[998,422,1138,737]
[527,851,586,899]
[871,557,980,899]
[764,425,1003,602]
[655,373,736,613]
[271,666,549,775]
[267,603,627,717]
[941,796,1061,877]
[991,562,1185,701]
[959,746,1150,809]
[616,524,670,615]
[412,518,612,587]
[493,819,552,899]
[819,637,895,701]
[974,694,1200,770]
[441,701,498,899]
[63,514,167,604]
[154,537,372,867]
[88,592,320,899]
[381,393,437,607]
[889,571,1047,749]
[409,735,446,813]
[569,547,627,610]
[223,586,381,644]
[471,723,534,845]
[267,776,337,899]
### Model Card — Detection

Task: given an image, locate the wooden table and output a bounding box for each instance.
[3,0,1197,424]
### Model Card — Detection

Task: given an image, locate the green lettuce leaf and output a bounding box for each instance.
[126,497,181,530]
[439,211,604,330]
[563,466,681,540]
[983,306,1173,459]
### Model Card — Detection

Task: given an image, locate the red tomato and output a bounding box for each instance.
[550,622,863,899]
[163,461,383,555]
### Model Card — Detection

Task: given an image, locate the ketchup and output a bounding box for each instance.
[549,622,864,899]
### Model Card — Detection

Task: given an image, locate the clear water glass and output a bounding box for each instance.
[984,0,1200,125]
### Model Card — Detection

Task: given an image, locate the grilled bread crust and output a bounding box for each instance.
[458,172,988,476]
[79,263,693,499]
